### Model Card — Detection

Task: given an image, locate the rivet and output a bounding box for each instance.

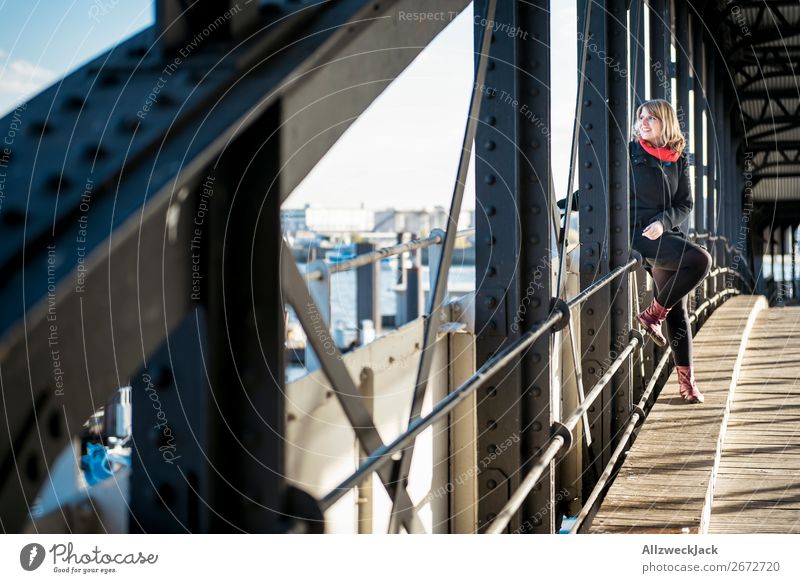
[485,236,496,246]
[44,173,73,194]
[29,120,53,136]
[485,174,496,184]
[485,140,496,151]
[63,95,86,111]
[487,205,497,216]
[533,422,542,431]
[485,296,497,308]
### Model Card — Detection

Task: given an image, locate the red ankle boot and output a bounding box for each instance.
[675,365,704,403]
[637,298,671,347]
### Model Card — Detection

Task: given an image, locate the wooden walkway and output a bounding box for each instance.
[708,306,800,533]
[590,294,767,533]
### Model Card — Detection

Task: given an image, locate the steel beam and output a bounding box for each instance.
[473,0,554,534]
[577,0,631,498]
[0,0,471,532]
[691,11,706,232]
[648,0,671,101]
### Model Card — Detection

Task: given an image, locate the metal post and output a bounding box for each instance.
[675,0,691,169]
[648,0,670,101]
[630,0,646,109]
[630,0,653,403]
[427,228,446,312]
[705,43,718,298]
[473,0,553,533]
[691,13,706,233]
[356,241,381,336]
[578,0,630,491]
[205,104,287,532]
[305,260,331,373]
[772,227,778,302]
[782,226,788,301]
[395,233,408,326]
[792,226,797,300]
[357,367,374,534]
[405,244,423,324]
[715,61,730,293]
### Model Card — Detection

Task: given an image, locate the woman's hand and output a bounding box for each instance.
[642,220,664,240]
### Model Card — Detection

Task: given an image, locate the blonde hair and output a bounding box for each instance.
[633,99,686,154]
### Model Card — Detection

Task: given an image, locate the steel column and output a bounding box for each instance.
[474,0,554,533]
[648,0,671,101]
[630,0,647,108]
[356,242,381,336]
[691,12,706,232]
[578,0,631,491]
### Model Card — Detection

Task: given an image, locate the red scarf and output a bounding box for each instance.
[638,137,681,162]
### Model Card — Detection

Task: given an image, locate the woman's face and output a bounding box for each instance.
[638,107,664,146]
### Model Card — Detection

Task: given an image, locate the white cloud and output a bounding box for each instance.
[0,54,56,95]
[0,49,56,115]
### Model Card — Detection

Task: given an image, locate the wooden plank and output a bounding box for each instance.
[708,306,800,534]
[590,296,767,534]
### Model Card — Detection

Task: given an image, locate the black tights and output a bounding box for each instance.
[634,232,712,366]
[651,269,694,366]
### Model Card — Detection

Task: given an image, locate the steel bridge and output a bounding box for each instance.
[1,0,798,534]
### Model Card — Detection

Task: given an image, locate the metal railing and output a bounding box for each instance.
[291,208,752,533]
[319,253,642,511]
[567,285,739,533]
[281,0,756,533]
[304,229,475,280]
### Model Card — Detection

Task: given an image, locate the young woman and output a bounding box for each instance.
[630,99,712,404]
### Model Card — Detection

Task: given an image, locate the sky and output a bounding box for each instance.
[0,1,578,211]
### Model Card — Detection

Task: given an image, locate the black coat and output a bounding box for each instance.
[629,139,693,234]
